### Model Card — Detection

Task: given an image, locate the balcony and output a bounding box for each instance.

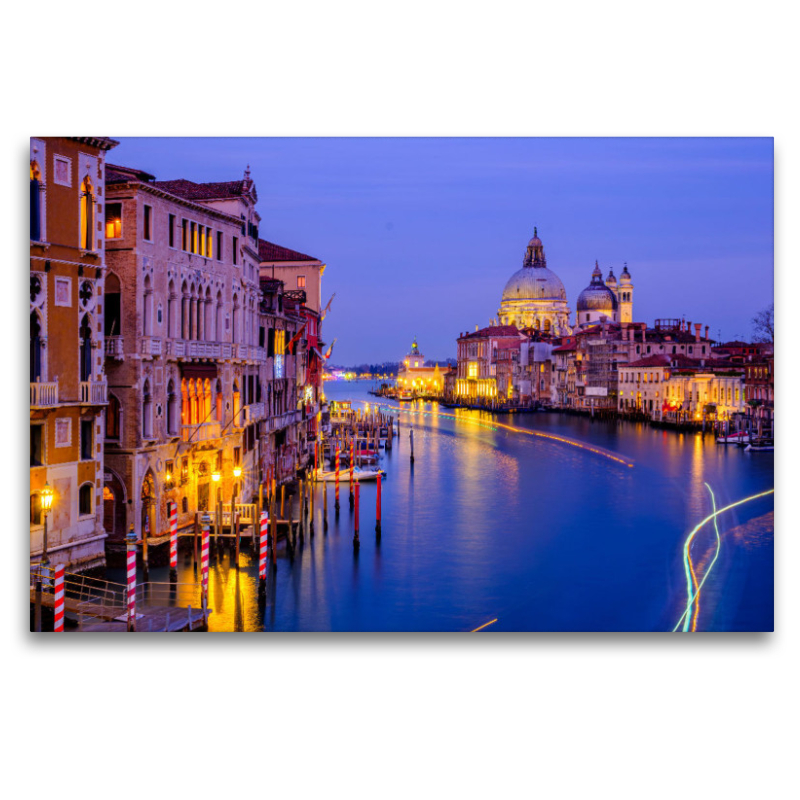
[181,421,222,443]
[105,336,124,359]
[30,381,59,408]
[186,341,221,359]
[80,379,108,405]
[244,402,266,423]
[141,337,162,357]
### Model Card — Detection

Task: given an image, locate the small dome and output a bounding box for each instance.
[528,226,542,248]
[605,269,617,286]
[620,263,632,284]
[577,261,618,312]
[502,267,567,302]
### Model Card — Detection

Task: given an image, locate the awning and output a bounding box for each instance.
[179,363,218,380]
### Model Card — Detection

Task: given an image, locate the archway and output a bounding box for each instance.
[103,469,127,541]
[141,468,156,538]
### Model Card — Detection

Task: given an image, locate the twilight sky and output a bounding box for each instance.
[112,137,773,365]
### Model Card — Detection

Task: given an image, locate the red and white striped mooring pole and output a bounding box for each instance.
[53,564,65,632]
[200,513,210,629]
[169,501,178,578]
[258,511,268,595]
[126,524,137,632]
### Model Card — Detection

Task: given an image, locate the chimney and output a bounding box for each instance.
[705,325,709,340]
[641,326,646,343]
[475,324,479,332]
[694,323,701,342]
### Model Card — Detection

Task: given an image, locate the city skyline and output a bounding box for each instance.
[110,136,774,363]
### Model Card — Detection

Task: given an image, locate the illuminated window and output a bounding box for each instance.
[297,275,306,289]
[30,161,42,241]
[206,228,213,259]
[468,362,477,378]
[80,177,95,249]
[105,202,122,239]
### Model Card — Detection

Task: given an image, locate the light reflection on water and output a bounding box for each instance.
[110,382,774,632]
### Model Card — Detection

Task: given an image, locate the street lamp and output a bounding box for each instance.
[35,482,55,632]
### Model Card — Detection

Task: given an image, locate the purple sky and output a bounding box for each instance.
[112,137,773,364]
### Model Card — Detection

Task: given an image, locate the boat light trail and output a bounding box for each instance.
[673,487,774,632]
[471,618,498,632]
[685,484,722,633]
[373,402,636,468]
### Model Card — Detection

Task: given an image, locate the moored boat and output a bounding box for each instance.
[744,438,774,452]
[716,431,749,444]
[314,465,386,482]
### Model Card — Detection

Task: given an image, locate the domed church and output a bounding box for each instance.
[575,261,634,328]
[497,229,571,335]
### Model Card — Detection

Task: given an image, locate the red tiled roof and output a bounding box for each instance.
[625,355,671,368]
[106,164,156,184]
[461,325,521,339]
[152,178,251,201]
[258,238,318,263]
[552,341,577,352]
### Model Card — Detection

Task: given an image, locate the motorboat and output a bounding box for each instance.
[744,439,774,452]
[314,465,386,482]
[397,393,414,402]
[716,431,750,444]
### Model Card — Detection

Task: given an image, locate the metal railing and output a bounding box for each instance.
[30,564,127,621]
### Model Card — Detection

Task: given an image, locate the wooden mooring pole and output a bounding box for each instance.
[410,426,415,464]
[353,481,360,550]
[335,445,341,514]
[169,501,178,584]
[126,524,137,633]
[375,472,382,539]
[323,479,328,531]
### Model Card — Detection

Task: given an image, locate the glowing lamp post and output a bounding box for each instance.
[34,482,55,632]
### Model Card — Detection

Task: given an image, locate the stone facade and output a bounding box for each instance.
[30,136,119,570]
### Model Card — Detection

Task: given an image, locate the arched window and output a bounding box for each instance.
[189,284,197,340]
[143,275,153,336]
[167,380,178,435]
[216,291,223,340]
[105,272,122,337]
[106,393,121,440]
[30,493,42,526]
[79,483,93,516]
[215,379,223,422]
[30,162,42,241]
[196,286,203,341]
[79,314,92,382]
[232,380,241,426]
[205,287,213,341]
[142,379,153,438]
[167,280,176,338]
[30,311,43,382]
[80,176,94,250]
[181,281,189,339]
[203,378,212,421]
[544,319,551,333]
[232,294,239,343]
[181,379,189,427]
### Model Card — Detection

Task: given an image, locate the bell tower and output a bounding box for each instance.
[618,263,634,323]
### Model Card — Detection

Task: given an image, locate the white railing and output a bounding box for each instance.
[30,381,58,407]
[80,379,108,404]
[245,402,265,423]
[181,421,221,443]
[105,336,124,358]
[141,337,162,357]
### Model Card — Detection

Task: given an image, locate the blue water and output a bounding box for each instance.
[120,381,774,631]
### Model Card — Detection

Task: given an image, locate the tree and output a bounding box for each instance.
[751,303,774,343]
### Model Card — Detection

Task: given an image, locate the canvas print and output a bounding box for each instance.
[29,137,774,632]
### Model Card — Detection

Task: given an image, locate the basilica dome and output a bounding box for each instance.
[502,267,567,301]
[497,228,572,335]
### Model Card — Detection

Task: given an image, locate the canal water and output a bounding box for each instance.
[115,381,774,632]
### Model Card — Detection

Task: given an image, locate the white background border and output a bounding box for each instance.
[5,3,795,798]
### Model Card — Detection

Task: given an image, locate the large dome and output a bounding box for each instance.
[502,267,567,301]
